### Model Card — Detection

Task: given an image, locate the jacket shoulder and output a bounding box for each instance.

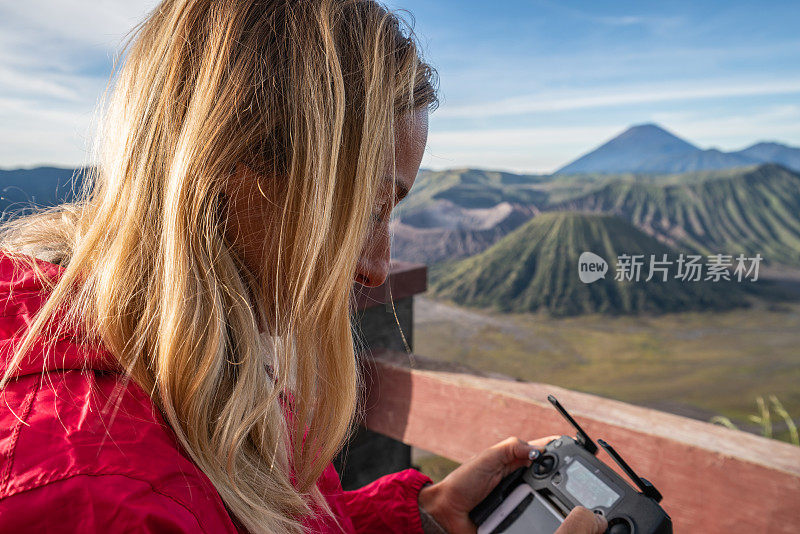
[0,370,237,533]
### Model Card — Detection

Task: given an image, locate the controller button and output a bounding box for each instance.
[553,439,562,448]
[552,473,562,484]
[607,517,633,534]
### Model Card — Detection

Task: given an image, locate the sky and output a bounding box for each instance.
[1,0,799,173]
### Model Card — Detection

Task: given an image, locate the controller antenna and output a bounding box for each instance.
[547,395,598,455]
[598,439,663,503]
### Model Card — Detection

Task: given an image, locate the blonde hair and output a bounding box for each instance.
[0,0,437,532]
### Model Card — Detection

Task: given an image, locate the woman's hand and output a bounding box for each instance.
[417,436,608,534]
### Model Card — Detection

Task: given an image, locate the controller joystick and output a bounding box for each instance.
[607,517,633,534]
[532,454,557,477]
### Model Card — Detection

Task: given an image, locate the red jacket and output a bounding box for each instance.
[0,251,431,533]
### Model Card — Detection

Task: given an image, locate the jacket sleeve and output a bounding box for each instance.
[0,473,235,534]
[339,468,433,534]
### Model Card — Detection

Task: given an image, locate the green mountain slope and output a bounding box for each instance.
[429,212,755,316]
[399,168,641,219]
[395,168,550,219]
[552,164,800,266]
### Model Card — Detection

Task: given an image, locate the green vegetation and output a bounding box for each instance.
[428,212,754,316]
[710,396,799,446]
[397,167,667,220]
[406,163,800,449]
[413,454,461,484]
[554,164,800,267]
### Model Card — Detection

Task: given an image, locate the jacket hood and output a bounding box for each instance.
[0,250,119,380]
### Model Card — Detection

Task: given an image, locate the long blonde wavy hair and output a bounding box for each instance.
[0,0,437,532]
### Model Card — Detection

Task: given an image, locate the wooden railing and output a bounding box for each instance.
[360,349,800,534]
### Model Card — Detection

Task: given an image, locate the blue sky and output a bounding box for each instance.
[1,0,799,172]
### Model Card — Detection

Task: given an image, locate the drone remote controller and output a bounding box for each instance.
[469,396,672,534]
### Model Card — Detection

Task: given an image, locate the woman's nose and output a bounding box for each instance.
[354,241,390,288]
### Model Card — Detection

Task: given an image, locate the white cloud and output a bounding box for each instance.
[0,1,157,167]
[0,65,92,102]
[0,96,97,168]
[436,79,800,119]
[0,1,159,49]
[421,149,577,174]
[423,124,626,173]
[428,124,620,148]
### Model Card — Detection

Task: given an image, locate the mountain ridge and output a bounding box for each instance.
[428,212,755,316]
[551,163,800,266]
[556,123,800,174]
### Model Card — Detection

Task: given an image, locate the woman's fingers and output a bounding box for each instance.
[502,437,536,465]
[490,435,561,463]
[556,506,608,534]
[480,435,561,478]
[528,435,561,450]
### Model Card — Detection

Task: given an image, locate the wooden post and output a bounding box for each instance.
[333,262,427,490]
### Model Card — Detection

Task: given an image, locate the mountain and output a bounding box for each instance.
[732,142,800,172]
[556,123,698,174]
[393,168,549,220]
[389,168,549,263]
[392,164,800,268]
[389,168,662,264]
[643,148,759,174]
[554,123,788,174]
[552,163,800,267]
[0,166,84,217]
[428,212,753,316]
[389,200,538,264]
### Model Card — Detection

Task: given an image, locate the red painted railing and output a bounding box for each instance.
[360,348,800,534]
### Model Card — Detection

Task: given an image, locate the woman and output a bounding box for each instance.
[0,1,606,533]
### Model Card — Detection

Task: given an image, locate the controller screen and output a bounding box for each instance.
[494,492,563,534]
[564,459,620,509]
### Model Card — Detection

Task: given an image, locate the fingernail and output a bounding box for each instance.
[528,449,540,461]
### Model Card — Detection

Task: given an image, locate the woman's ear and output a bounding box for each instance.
[215,190,230,229]
[227,162,277,204]
[218,162,254,245]
[220,162,283,278]
[225,162,249,197]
